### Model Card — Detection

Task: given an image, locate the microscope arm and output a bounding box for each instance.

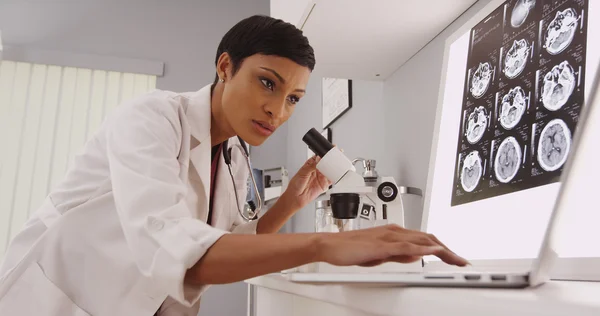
[330,171,372,194]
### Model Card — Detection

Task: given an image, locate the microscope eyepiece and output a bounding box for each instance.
[302,128,334,158]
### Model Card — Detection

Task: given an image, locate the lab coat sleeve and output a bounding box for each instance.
[105,96,226,307]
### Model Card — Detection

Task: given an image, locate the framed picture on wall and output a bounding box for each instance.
[321,128,332,143]
[322,78,352,128]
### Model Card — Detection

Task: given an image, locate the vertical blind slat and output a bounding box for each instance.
[104,71,121,117]
[49,67,77,190]
[12,65,47,232]
[30,65,63,216]
[87,70,107,139]
[0,61,19,255]
[67,68,92,167]
[2,63,32,245]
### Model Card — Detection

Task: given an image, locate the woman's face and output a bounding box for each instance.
[219,53,311,146]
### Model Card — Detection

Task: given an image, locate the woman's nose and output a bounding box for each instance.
[264,99,286,119]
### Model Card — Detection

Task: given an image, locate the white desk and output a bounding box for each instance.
[246,274,600,316]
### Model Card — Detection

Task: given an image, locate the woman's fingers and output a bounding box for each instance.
[359,255,422,266]
[410,233,468,265]
[328,225,469,268]
[400,234,438,247]
[386,225,460,258]
[386,255,424,264]
[426,233,456,254]
[410,231,452,252]
[386,241,469,267]
[383,226,445,248]
[387,241,444,257]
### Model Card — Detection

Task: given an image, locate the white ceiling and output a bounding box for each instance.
[296,0,477,80]
[271,0,312,30]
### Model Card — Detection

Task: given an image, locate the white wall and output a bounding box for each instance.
[0,1,269,315]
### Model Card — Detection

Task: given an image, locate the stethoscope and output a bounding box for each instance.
[222,136,263,222]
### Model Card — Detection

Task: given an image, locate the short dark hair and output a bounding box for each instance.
[214,15,315,83]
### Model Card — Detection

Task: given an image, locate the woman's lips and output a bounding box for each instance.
[252,120,274,136]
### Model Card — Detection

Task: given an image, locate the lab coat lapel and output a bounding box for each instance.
[210,147,234,229]
[190,141,211,214]
[186,85,212,213]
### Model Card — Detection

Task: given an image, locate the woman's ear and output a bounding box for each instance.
[216,52,232,81]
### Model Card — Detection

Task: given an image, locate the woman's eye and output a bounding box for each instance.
[261,78,274,91]
[288,95,300,105]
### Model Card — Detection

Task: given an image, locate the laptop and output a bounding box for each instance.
[283,62,600,289]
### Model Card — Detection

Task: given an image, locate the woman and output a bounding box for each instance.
[0,15,467,315]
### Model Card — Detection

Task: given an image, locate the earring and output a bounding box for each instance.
[220,77,225,83]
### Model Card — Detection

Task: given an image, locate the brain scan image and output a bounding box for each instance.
[544,8,579,55]
[538,119,571,172]
[494,136,522,183]
[504,39,530,79]
[500,86,527,130]
[461,151,483,192]
[470,62,493,99]
[542,61,576,111]
[466,106,488,144]
[511,0,536,28]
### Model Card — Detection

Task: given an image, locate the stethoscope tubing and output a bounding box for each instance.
[222,136,263,222]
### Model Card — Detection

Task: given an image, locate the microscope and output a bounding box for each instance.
[303,128,405,231]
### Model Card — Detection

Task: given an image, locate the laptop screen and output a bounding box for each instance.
[425,0,600,261]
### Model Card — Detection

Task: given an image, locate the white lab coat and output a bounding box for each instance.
[0,84,258,316]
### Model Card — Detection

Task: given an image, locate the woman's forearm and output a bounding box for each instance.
[255,194,300,234]
[186,232,320,285]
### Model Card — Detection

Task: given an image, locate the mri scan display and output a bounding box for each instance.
[500,86,527,130]
[511,0,536,28]
[542,61,576,111]
[504,39,530,79]
[544,8,579,55]
[466,106,488,144]
[538,119,572,172]
[494,136,522,183]
[451,0,587,206]
[461,151,483,192]
[470,62,493,98]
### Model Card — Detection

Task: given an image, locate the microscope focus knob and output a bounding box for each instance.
[377,182,398,203]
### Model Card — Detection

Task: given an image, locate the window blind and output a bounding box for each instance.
[0,60,157,257]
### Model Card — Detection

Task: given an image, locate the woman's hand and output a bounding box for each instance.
[282,156,332,210]
[315,224,469,267]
